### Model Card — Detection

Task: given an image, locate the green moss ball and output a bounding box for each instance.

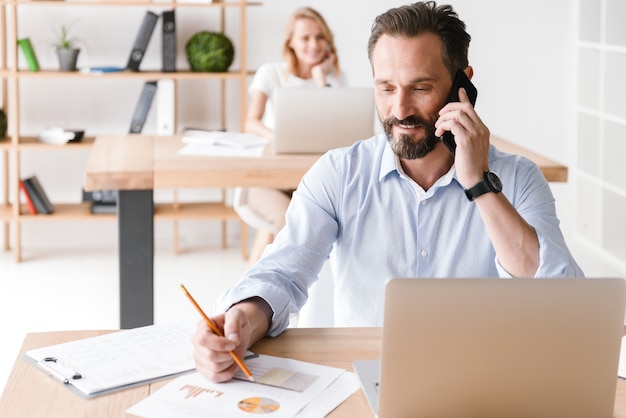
[185,31,235,72]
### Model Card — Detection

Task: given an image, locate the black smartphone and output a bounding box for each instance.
[440,70,478,155]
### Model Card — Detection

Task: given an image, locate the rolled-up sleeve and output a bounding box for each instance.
[494,154,584,278]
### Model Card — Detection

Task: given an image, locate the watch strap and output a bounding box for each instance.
[464,171,501,202]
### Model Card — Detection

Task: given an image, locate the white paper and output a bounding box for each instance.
[127,354,353,418]
[296,371,360,418]
[178,142,266,158]
[182,131,269,149]
[618,335,626,378]
[25,322,196,397]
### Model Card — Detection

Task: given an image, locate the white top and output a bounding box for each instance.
[248,62,347,129]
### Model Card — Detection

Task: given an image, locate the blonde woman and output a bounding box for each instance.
[236,7,345,262]
[245,6,345,138]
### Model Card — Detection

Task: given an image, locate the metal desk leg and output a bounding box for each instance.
[118,189,154,329]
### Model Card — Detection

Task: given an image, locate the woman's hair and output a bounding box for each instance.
[367,1,470,78]
[282,7,340,76]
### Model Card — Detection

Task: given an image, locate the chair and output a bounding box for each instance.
[233,187,291,264]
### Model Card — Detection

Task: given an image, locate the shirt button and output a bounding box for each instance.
[420,249,428,257]
[421,200,427,206]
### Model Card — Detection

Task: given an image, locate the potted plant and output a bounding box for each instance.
[53,25,81,72]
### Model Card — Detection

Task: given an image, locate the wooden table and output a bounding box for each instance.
[83,135,568,329]
[1,327,624,418]
[84,135,320,329]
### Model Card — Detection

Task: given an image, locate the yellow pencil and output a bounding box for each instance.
[180,284,255,382]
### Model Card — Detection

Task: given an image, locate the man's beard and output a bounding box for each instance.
[382,115,440,160]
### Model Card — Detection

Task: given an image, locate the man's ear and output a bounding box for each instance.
[464,66,474,80]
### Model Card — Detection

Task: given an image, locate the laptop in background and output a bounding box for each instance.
[273,87,376,154]
[354,278,626,418]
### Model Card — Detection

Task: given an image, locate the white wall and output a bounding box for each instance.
[4,1,620,277]
[7,1,577,155]
[573,0,626,278]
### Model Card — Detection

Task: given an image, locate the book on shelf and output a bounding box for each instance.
[129,81,158,134]
[19,180,37,215]
[90,201,117,215]
[22,176,54,214]
[161,10,176,72]
[82,188,118,203]
[17,38,40,72]
[127,11,159,71]
[82,188,117,215]
[79,66,125,74]
[156,79,175,135]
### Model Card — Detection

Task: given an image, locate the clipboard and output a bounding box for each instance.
[23,322,196,399]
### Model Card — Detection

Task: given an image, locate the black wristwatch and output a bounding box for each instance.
[464,170,502,201]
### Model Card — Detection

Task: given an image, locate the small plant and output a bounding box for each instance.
[52,24,83,71]
[53,25,81,50]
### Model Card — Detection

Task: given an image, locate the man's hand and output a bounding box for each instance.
[192,298,272,382]
[435,87,539,277]
[435,87,490,189]
[191,309,252,382]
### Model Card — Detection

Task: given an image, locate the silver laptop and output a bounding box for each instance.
[354,278,626,418]
[273,87,375,154]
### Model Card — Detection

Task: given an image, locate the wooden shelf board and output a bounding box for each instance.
[154,202,239,220]
[8,70,251,80]
[10,202,240,222]
[10,1,262,8]
[16,136,96,149]
[17,203,115,221]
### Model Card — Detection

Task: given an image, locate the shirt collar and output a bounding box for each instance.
[379,139,459,195]
[379,140,398,182]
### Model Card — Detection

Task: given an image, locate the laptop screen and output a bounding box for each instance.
[273,87,376,154]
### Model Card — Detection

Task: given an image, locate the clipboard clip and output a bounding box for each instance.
[37,357,82,384]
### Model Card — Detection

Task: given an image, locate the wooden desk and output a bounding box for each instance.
[84,136,319,328]
[84,135,566,191]
[1,328,625,418]
[84,135,568,328]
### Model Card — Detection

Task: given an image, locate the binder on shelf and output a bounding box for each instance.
[156,79,175,135]
[129,81,158,134]
[161,9,176,72]
[22,176,53,214]
[19,180,37,215]
[17,38,40,72]
[126,11,159,71]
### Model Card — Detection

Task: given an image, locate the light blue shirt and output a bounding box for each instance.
[217,134,584,336]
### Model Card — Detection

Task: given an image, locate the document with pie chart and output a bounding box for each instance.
[126,354,359,418]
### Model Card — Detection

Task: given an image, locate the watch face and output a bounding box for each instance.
[486,171,502,192]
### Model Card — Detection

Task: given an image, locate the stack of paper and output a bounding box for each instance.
[127,354,359,418]
[178,130,268,157]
